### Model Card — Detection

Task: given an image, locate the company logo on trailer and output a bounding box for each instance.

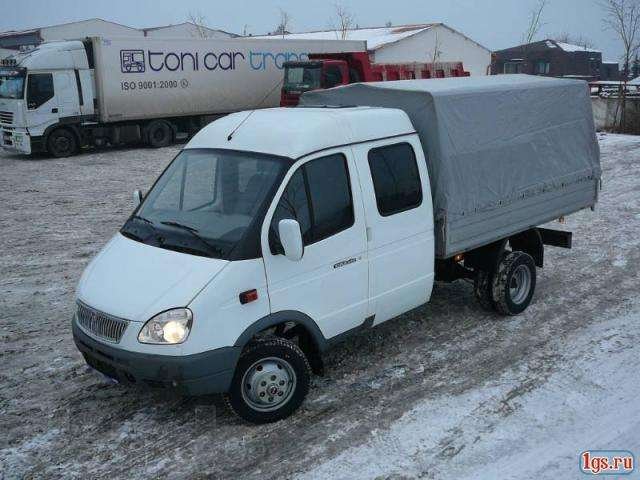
[120,48,309,73]
[120,50,146,73]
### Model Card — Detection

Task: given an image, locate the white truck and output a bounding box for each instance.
[0,37,364,157]
[72,76,601,424]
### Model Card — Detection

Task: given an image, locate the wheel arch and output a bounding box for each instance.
[234,311,327,374]
[43,122,82,147]
[509,228,544,268]
[234,311,326,349]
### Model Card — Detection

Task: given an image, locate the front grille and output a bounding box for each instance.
[76,302,128,343]
[0,111,13,125]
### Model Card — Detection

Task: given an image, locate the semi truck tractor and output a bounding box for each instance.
[72,75,600,423]
[0,37,364,157]
[280,52,469,106]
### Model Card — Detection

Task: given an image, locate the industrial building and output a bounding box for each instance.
[0,18,235,57]
[258,23,492,77]
[492,39,619,81]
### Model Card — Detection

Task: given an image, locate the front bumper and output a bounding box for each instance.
[72,318,241,395]
[1,128,33,154]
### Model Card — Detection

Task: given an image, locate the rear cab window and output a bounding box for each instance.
[367,143,422,216]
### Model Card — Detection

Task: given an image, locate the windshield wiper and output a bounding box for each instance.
[160,221,225,258]
[132,214,154,226]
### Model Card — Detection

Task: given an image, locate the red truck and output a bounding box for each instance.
[281,52,470,106]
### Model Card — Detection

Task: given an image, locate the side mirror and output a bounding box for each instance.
[278,219,304,261]
[133,189,143,206]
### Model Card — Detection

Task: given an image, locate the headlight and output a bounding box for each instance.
[138,308,192,345]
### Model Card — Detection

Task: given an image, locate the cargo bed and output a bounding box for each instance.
[300,75,601,258]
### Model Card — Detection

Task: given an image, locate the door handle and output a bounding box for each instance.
[51,108,58,113]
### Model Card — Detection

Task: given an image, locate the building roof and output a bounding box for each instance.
[0,29,39,39]
[0,18,237,41]
[141,22,237,37]
[186,107,415,159]
[256,23,437,50]
[255,23,490,53]
[549,40,601,53]
[497,39,601,54]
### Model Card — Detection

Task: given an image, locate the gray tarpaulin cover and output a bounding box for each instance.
[301,75,601,257]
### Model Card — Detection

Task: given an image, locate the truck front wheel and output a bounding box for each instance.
[47,128,78,158]
[225,337,311,424]
[491,251,536,316]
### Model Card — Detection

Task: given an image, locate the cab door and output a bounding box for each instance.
[261,149,369,340]
[25,72,58,133]
[53,70,81,117]
[351,136,435,325]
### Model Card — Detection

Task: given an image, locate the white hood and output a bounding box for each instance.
[77,233,228,322]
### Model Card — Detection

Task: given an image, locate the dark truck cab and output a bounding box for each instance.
[281,52,470,106]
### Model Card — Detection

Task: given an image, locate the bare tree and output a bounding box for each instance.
[331,3,356,40]
[187,12,212,39]
[519,0,548,73]
[601,0,640,131]
[553,32,596,49]
[522,0,548,45]
[274,8,292,38]
[385,20,393,28]
[430,31,443,66]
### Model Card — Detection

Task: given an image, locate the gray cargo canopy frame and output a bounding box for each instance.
[301,75,601,258]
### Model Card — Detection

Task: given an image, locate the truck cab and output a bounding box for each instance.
[0,41,94,156]
[281,59,350,106]
[73,106,435,424]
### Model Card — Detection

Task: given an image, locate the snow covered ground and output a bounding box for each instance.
[0,134,639,479]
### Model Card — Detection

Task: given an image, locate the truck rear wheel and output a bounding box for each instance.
[47,128,78,158]
[225,337,311,424]
[491,251,536,316]
[473,269,495,311]
[145,120,173,148]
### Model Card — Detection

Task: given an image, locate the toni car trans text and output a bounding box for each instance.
[580,450,635,476]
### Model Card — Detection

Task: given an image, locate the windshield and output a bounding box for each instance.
[121,149,287,260]
[0,69,25,99]
[284,65,321,92]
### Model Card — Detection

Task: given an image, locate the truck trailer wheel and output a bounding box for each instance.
[473,269,495,311]
[145,120,173,148]
[491,251,536,316]
[47,128,78,158]
[225,337,311,424]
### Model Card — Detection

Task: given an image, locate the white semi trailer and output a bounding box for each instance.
[0,37,364,157]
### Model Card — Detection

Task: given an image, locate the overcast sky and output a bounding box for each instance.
[1,0,625,62]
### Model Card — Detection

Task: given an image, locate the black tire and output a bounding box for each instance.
[473,269,495,311]
[491,251,536,316]
[47,128,78,158]
[225,337,311,424]
[145,120,173,148]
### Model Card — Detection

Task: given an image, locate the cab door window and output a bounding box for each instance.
[323,66,343,88]
[27,73,54,109]
[269,153,354,252]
